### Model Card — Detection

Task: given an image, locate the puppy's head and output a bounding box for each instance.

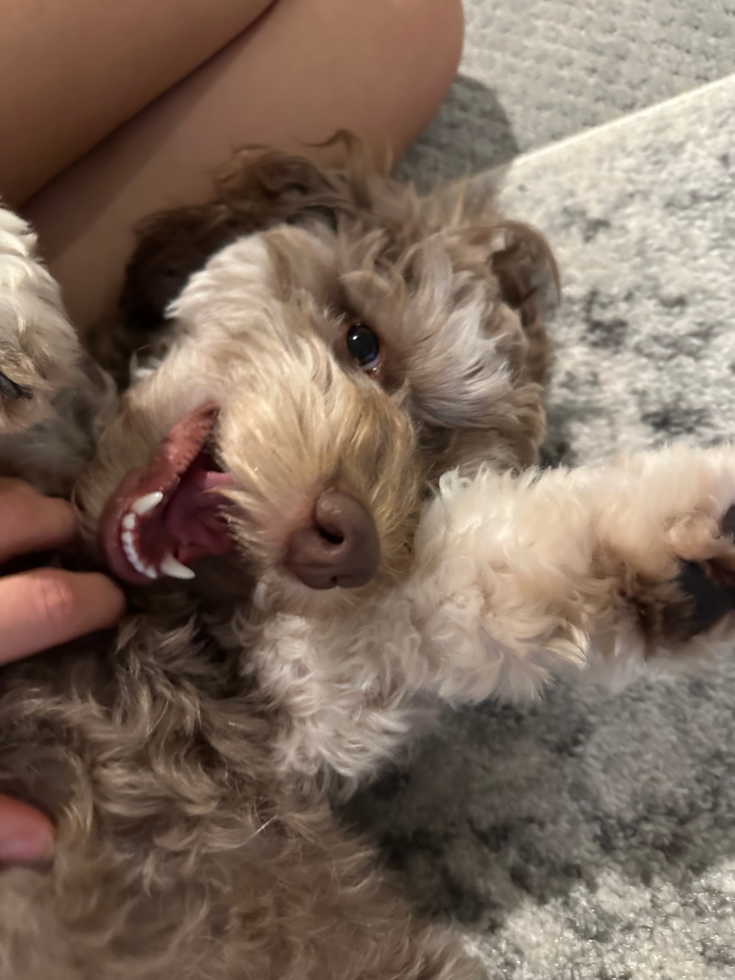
[77,142,555,612]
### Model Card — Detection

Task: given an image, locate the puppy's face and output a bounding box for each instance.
[77,155,551,611]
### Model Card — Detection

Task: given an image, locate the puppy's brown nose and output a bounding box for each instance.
[285,489,380,589]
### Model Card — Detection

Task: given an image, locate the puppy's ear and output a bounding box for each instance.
[118,135,368,335]
[489,220,559,387]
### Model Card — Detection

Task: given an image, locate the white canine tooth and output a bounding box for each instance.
[132,491,164,516]
[126,548,144,570]
[160,554,195,580]
[143,566,159,580]
[121,530,135,547]
[122,513,136,530]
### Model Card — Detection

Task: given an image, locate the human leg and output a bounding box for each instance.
[0,0,273,205]
[23,0,464,331]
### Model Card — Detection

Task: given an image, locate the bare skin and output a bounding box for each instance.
[0,0,275,206]
[0,0,463,862]
[0,480,125,862]
[23,0,464,332]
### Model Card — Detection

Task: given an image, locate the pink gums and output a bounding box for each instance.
[99,403,237,585]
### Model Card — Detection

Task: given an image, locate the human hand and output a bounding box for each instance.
[0,478,125,864]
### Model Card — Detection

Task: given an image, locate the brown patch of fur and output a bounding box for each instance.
[491,222,559,388]
[0,620,482,980]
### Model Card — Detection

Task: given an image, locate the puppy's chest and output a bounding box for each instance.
[250,612,422,789]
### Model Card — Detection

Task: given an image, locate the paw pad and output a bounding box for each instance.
[674,505,735,638]
[676,561,735,638]
[721,505,735,540]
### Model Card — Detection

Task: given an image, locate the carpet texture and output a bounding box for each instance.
[356,75,735,980]
[402,0,735,181]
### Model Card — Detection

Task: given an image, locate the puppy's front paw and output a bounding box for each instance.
[602,445,735,647]
[668,504,735,639]
[0,206,81,436]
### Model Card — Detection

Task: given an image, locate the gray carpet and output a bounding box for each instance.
[402,0,735,181]
[363,69,735,980]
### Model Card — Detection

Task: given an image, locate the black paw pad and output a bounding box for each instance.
[0,372,33,401]
[722,505,735,540]
[677,560,735,639]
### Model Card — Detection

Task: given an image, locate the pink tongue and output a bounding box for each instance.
[161,460,236,564]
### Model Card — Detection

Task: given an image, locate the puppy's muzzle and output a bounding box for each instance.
[285,488,380,589]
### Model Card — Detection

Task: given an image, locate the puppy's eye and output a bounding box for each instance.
[346,323,380,371]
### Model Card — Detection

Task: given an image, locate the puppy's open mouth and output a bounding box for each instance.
[99,403,237,585]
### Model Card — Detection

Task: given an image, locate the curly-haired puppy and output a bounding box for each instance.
[0,142,734,980]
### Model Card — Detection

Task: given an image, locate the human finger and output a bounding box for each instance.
[0,480,77,563]
[0,568,126,664]
[0,794,55,864]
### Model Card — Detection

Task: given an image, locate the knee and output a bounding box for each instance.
[309,0,463,165]
[398,0,465,96]
[381,0,465,156]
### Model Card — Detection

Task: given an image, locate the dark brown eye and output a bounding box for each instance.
[346,323,380,371]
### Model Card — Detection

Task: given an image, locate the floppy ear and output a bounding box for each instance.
[118,144,360,336]
[405,187,559,482]
[489,219,559,387]
[87,137,376,385]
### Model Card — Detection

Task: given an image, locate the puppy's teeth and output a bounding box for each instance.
[143,566,159,580]
[132,491,164,516]
[160,555,195,580]
[122,513,136,531]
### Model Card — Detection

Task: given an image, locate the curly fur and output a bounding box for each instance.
[0,210,114,495]
[0,143,734,979]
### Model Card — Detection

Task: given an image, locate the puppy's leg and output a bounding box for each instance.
[403,444,735,700]
[0,205,82,437]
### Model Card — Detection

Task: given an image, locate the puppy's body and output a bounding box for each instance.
[0,148,734,979]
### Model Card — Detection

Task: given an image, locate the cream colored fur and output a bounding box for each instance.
[0,152,733,979]
[0,206,114,494]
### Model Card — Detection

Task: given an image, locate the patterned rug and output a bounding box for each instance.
[353,75,735,980]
